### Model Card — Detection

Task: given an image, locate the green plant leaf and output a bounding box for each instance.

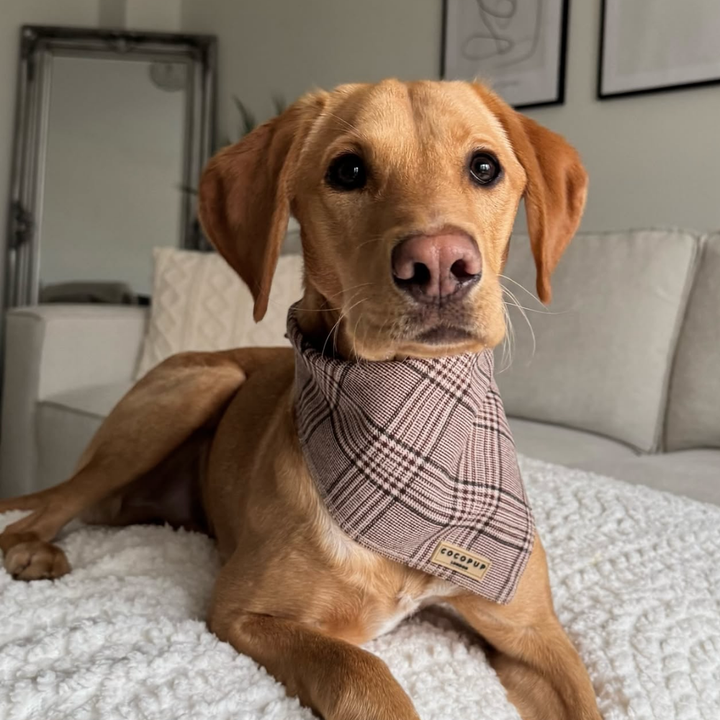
[233,96,256,137]
[272,94,287,116]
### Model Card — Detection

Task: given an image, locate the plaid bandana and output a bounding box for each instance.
[287,304,535,603]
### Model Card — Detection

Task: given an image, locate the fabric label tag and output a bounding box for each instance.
[430,541,492,582]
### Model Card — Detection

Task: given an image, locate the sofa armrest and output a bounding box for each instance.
[6,305,148,399]
[1,305,147,496]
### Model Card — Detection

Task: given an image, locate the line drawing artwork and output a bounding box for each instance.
[444,0,564,107]
[461,0,543,72]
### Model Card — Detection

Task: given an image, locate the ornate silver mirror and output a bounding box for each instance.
[5,26,216,308]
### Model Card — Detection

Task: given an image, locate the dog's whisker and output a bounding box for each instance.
[333,298,367,357]
[292,282,375,315]
[498,302,515,374]
[500,285,570,315]
[498,275,544,305]
[340,282,375,298]
[292,305,345,313]
[324,111,362,137]
[499,288,558,315]
[502,301,515,372]
[502,287,536,360]
[321,296,368,358]
[299,286,366,317]
[356,234,386,251]
[319,282,376,302]
[351,313,366,364]
[322,313,345,358]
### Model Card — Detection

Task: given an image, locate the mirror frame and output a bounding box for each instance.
[5,25,217,308]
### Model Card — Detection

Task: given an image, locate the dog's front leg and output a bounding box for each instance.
[448,536,602,720]
[209,610,419,720]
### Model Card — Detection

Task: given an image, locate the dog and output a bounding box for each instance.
[0,80,599,720]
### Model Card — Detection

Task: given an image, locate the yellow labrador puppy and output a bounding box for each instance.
[0,80,599,720]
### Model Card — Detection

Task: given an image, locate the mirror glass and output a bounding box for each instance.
[40,55,188,301]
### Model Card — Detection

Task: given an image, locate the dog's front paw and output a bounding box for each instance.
[4,540,70,581]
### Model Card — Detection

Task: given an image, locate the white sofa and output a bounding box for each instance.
[1,229,719,502]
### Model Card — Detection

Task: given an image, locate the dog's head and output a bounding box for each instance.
[199,80,587,360]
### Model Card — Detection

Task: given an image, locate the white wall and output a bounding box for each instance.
[41,56,186,296]
[125,0,181,32]
[181,0,720,233]
[180,0,443,145]
[98,0,182,31]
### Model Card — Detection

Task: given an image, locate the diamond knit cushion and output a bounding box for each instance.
[134,248,302,379]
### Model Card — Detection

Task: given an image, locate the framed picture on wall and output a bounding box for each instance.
[599,0,720,99]
[441,0,570,109]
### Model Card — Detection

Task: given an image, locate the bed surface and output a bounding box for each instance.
[1,457,719,719]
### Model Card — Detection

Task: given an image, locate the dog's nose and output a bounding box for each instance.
[392,231,482,300]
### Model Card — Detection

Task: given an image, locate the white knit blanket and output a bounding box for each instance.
[1,457,719,720]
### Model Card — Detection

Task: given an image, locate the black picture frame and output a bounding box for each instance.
[441,0,570,110]
[598,0,720,100]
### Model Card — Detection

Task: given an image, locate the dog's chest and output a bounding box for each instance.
[372,592,422,637]
[317,506,462,639]
[371,578,463,638]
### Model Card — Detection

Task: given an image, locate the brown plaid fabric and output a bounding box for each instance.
[287,305,535,604]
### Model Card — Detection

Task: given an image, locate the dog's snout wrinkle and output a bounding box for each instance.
[392,232,482,302]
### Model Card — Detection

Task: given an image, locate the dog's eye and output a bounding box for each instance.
[469,152,501,186]
[326,153,367,191]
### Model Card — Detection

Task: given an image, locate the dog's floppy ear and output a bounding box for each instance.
[476,87,588,304]
[199,95,324,321]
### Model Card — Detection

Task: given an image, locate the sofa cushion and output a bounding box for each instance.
[509,417,638,469]
[135,248,303,379]
[36,382,133,490]
[510,418,720,506]
[665,233,720,450]
[580,450,720,506]
[497,229,699,452]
